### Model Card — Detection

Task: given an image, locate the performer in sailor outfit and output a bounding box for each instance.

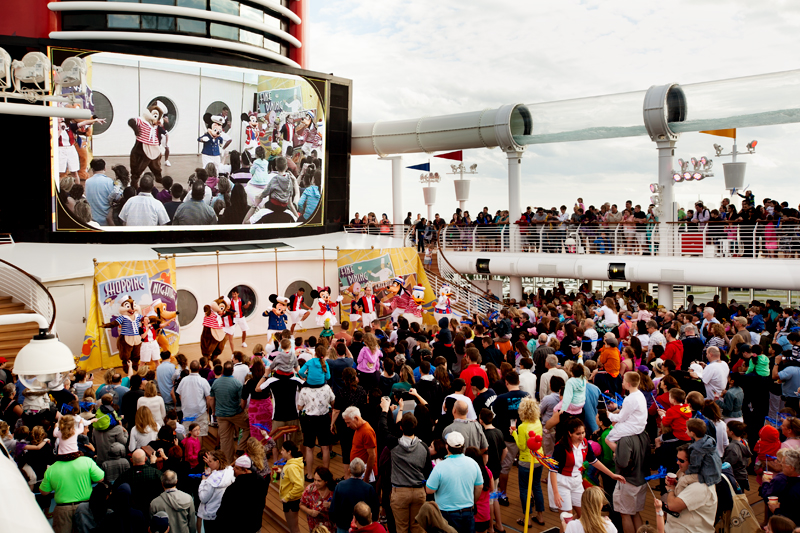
[383,276,413,324]
[287,287,311,335]
[200,297,227,358]
[128,100,167,188]
[229,288,251,348]
[262,294,290,352]
[241,111,266,159]
[198,114,225,169]
[310,286,343,327]
[433,285,458,324]
[403,285,426,325]
[218,297,236,354]
[100,294,143,373]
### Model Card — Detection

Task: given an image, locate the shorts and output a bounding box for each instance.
[222,325,235,336]
[475,520,490,532]
[548,473,583,511]
[500,440,518,475]
[612,481,647,515]
[287,310,307,325]
[139,340,160,363]
[301,413,333,447]
[272,418,303,449]
[182,411,209,437]
[234,316,249,332]
[59,145,80,173]
[282,499,300,513]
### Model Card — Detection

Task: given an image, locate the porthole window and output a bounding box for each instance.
[90,90,113,135]
[284,281,314,310]
[227,285,257,318]
[176,289,198,327]
[204,101,232,133]
[147,96,177,132]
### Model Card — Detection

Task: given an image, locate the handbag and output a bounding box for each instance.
[721,475,761,533]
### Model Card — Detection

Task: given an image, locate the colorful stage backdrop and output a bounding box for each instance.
[337,248,437,327]
[80,259,180,370]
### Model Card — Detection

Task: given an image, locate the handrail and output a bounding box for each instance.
[0,258,56,331]
[343,224,416,247]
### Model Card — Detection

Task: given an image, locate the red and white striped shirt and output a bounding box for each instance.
[360,295,378,314]
[135,118,159,146]
[203,313,222,328]
[221,313,234,328]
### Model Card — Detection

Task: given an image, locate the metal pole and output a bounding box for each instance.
[216,250,220,296]
[322,246,326,287]
[275,248,279,291]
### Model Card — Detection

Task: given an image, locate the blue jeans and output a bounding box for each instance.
[337,528,350,533]
[518,462,545,513]
[441,508,475,533]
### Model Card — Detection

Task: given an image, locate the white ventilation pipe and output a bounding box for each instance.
[352,103,532,156]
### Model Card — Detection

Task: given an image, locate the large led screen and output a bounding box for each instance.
[51,51,326,232]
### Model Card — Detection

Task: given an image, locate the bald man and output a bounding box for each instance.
[441,400,488,455]
[114,448,164,514]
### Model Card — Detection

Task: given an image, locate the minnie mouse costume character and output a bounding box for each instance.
[200,297,227,358]
[100,295,143,373]
[241,111,267,159]
[310,286,343,327]
[128,100,167,188]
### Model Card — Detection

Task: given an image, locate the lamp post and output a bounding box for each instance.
[420,171,440,222]
[713,139,757,192]
[446,162,478,211]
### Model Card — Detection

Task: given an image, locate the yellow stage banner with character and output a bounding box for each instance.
[80,258,180,370]
[337,248,437,327]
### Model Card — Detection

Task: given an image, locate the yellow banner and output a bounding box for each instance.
[80,258,179,370]
[337,248,437,327]
[700,128,736,139]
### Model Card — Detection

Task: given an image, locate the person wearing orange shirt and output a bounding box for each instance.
[597,337,621,378]
[343,406,377,481]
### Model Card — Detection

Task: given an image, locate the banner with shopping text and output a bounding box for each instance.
[337,248,437,327]
[80,258,180,370]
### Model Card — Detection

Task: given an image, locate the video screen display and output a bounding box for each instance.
[51,50,326,232]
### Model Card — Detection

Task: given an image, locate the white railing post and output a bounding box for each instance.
[472,226,477,253]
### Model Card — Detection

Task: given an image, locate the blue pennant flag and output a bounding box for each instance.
[407,163,430,171]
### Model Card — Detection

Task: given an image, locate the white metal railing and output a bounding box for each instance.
[0,259,56,332]
[426,266,503,319]
[439,222,800,259]
[343,224,417,247]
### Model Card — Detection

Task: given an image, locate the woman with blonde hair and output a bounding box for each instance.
[137,381,166,427]
[356,332,381,392]
[513,396,545,527]
[129,406,159,452]
[562,485,616,532]
[243,436,268,478]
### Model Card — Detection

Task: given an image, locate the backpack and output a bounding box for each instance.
[720,475,760,533]
[93,407,121,432]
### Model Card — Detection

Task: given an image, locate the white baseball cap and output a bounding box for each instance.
[445,431,465,448]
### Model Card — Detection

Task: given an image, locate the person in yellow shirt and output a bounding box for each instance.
[512,396,545,527]
[279,441,306,533]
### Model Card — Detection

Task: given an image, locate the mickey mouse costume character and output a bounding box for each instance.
[310,286,343,327]
[200,297,227,358]
[100,294,143,373]
[198,114,225,169]
[262,294,290,351]
[128,100,167,188]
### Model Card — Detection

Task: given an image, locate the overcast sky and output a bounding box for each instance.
[308,0,800,222]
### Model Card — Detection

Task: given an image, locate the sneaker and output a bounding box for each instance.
[242,342,248,348]
[498,496,510,507]
[165,160,171,167]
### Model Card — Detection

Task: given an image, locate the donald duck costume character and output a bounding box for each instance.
[433,285,457,323]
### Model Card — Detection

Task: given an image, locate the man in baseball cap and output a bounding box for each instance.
[425,430,485,532]
[149,511,170,533]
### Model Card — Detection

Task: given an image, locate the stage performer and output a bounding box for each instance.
[287,287,311,335]
[128,100,166,188]
[346,282,364,327]
[403,285,427,325]
[200,297,227,358]
[100,294,143,373]
[262,294,290,351]
[383,276,413,324]
[139,315,161,372]
[433,285,458,323]
[310,286,343,328]
[241,111,266,159]
[356,283,381,329]
[227,288,251,348]
[198,114,225,169]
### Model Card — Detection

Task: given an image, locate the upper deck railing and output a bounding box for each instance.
[438,221,799,259]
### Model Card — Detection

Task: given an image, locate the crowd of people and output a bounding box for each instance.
[4,281,800,533]
[59,148,322,228]
[370,192,800,257]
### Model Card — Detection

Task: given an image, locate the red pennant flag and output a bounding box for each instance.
[434,150,463,162]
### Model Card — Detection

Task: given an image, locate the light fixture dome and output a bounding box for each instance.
[13,334,75,392]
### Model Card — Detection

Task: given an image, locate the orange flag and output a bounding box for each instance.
[700,128,736,139]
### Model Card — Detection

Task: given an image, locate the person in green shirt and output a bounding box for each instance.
[40,455,105,533]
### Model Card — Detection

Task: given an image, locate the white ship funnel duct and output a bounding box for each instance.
[352,103,532,156]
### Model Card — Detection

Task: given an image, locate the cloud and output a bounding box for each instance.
[309,0,800,220]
